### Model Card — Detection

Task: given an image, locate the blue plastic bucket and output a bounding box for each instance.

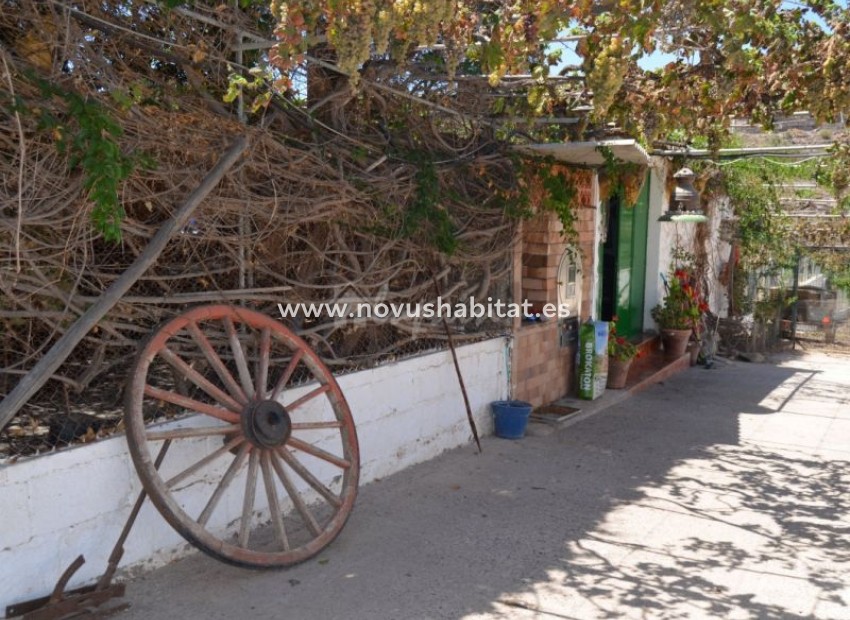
[491,400,533,439]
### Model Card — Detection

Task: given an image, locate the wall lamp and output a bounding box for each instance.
[658,167,708,223]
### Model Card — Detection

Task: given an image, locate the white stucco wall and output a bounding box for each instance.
[0,337,508,616]
[590,171,602,319]
[643,157,728,330]
[705,194,733,318]
[644,157,672,330]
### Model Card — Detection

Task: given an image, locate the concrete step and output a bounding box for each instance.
[533,335,694,435]
[624,335,691,394]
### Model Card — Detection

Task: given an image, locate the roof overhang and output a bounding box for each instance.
[515,139,650,167]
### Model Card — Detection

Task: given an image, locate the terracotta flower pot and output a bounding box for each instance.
[607,356,633,389]
[660,328,691,359]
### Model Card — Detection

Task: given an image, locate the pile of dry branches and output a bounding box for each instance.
[0,0,522,455]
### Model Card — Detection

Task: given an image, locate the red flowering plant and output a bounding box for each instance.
[651,266,709,331]
[608,316,641,362]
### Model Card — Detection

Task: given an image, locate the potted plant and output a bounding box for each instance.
[607,316,640,389]
[651,265,709,358]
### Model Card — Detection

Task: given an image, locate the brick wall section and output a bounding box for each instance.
[520,213,567,308]
[512,321,574,405]
[577,197,597,319]
[512,169,597,406]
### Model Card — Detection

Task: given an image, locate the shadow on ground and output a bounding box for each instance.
[119,354,850,620]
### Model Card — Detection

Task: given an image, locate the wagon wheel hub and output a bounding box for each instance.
[242,400,292,448]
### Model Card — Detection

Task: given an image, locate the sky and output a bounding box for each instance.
[552,0,845,75]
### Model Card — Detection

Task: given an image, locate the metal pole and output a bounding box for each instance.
[790,251,801,350]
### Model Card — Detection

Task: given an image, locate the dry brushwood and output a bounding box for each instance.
[0,0,528,457]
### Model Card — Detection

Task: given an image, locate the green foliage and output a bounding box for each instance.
[537,166,578,243]
[224,68,273,113]
[816,141,850,213]
[711,159,819,270]
[401,154,457,254]
[62,96,134,242]
[608,317,639,361]
[810,249,850,296]
[388,153,581,254]
[597,145,646,206]
[651,258,709,330]
[32,79,139,242]
[515,158,579,243]
[700,155,850,315]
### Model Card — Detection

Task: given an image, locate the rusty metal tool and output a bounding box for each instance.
[6,441,170,620]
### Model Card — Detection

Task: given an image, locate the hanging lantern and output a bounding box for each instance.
[659,167,707,223]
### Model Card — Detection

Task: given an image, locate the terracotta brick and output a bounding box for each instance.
[525,266,557,280]
[523,232,548,245]
[524,367,541,382]
[524,290,550,304]
[541,254,560,268]
[523,254,549,268]
[522,278,548,291]
[523,242,549,256]
[526,375,546,392]
[527,275,544,289]
[524,218,551,233]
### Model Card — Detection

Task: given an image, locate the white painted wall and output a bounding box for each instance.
[590,171,602,319]
[0,338,508,616]
[643,157,728,330]
[705,194,733,319]
[643,157,671,330]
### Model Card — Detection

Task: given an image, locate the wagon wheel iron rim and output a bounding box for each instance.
[124,304,359,568]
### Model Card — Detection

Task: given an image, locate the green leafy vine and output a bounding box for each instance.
[536,165,578,243]
[597,145,646,206]
[32,79,140,242]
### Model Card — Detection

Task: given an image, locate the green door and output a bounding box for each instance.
[598,173,650,338]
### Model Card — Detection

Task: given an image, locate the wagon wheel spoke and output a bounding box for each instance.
[223,315,255,399]
[256,327,271,399]
[287,437,351,470]
[187,321,248,405]
[270,350,303,401]
[144,384,239,424]
[147,424,240,442]
[277,447,342,509]
[239,449,260,548]
[270,451,322,537]
[198,444,250,527]
[260,452,290,551]
[285,384,331,412]
[291,421,343,431]
[166,435,245,489]
[125,305,359,568]
[158,346,243,413]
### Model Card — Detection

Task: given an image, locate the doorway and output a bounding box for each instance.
[597,174,650,337]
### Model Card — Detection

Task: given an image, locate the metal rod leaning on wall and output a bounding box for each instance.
[0,135,250,431]
[430,269,482,453]
[791,250,800,350]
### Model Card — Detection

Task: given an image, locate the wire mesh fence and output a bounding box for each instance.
[717,264,850,356]
[0,293,514,462]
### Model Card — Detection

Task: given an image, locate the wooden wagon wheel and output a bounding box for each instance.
[124,305,359,568]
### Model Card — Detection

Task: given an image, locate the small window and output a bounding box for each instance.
[557,247,582,318]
